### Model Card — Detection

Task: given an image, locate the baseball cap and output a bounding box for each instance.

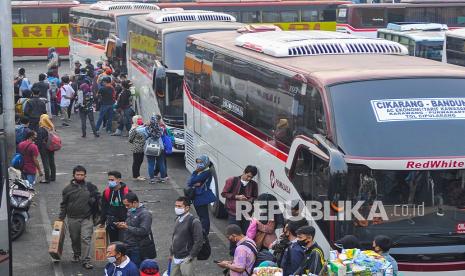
[140,259,160,276]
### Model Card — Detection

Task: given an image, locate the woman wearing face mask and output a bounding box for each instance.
[145,115,167,184]
[129,115,146,181]
[186,155,217,234]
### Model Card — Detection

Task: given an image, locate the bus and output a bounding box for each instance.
[127,10,243,152]
[337,1,465,38]
[69,1,159,73]
[443,28,465,66]
[12,0,79,58]
[156,0,350,31]
[0,53,12,276]
[378,23,447,61]
[184,30,465,275]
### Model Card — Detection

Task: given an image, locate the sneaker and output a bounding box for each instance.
[149,179,156,184]
[71,255,81,263]
[111,130,122,136]
[136,176,146,181]
[158,178,167,183]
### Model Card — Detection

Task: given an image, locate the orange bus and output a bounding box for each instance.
[12,1,79,57]
[156,0,350,31]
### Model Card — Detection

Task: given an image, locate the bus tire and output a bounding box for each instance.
[209,166,228,219]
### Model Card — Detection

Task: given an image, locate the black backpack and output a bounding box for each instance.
[188,215,211,260]
[14,77,23,95]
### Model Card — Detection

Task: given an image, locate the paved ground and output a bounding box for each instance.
[12,61,230,276]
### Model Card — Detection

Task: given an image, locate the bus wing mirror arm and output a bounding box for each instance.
[313,134,348,175]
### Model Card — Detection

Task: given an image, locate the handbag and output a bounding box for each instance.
[139,231,157,259]
[184,187,196,201]
[144,137,162,156]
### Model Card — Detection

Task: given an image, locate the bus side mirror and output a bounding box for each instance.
[313,134,347,175]
[285,136,329,178]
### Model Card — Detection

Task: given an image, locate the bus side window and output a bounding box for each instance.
[296,86,326,137]
[262,11,280,23]
[302,9,319,22]
[241,11,260,23]
[281,11,299,23]
[360,8,385,27]
[387,8,405,23]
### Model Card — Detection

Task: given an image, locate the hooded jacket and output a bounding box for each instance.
[59,180,100,220]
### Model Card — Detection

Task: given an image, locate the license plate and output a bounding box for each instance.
[12,190,31,197]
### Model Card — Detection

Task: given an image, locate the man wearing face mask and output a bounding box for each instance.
[293,226,325,276]
[99,171,131,242]
[170,196,204,276]
[116,192,154,267]
[58,165,100,270]
[221,165,258,255]
[279,221,305,276]
[104,242,139,276]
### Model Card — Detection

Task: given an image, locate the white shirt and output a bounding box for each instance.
[60,84,75,107]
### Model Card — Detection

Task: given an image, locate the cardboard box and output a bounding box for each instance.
[94,227,108,261]
[49,220,66,260]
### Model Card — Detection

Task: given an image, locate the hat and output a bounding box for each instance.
[74,60,81,65]
[140,259,160,276]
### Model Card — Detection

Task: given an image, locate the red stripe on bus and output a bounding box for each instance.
[13,47,69,56]
[129,59,152,80]
[399,261,465,272]
[336,23,377,32]
[71,37,105,50]
[184,82,288,162]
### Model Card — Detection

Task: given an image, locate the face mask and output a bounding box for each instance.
[107,256,116,263]
[129,207,137,212]
[108,181,118,188]
[175,207,186,216]
[240,179,249,186]
[196,163,205,170]
[297,239,308,247]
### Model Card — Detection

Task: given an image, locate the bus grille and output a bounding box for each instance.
[287,41,405,56]
[147,12,236,24]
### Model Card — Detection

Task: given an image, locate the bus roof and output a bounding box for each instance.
[378,29,446,42]
[71,4,157,18]
[12,1,79,8]
[446,28,465,39]
[130,13,243,33]
[190,31,465,86]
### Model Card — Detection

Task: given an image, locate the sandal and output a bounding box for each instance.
[82,263,94,269]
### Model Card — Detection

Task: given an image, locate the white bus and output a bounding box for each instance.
[184,30,465,275]
[127,10,243,152]
[69,1,158,72]
[444,28,465,66]
[377,23,447,61]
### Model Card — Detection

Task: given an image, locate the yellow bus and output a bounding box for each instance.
[12,1,79,57]
[156,0,351,31]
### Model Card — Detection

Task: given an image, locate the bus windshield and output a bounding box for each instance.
[415,40,443,61]
[328,78,465,158]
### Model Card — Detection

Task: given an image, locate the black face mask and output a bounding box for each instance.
[297,239,308,247]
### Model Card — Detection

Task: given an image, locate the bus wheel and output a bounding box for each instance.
[209,166,228,219]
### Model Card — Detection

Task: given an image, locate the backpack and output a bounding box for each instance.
[103,186,129,201]
[187,215,211,260]
[144,137,162,156]
[14,77,23,95]
[11,143,32,169]
[15,125,28,145]
[46,130,62,151]
[238,240,259,276]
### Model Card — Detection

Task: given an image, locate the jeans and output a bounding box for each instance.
[117,107,132,132]
[228,214,250,256]
[79,110,97,136]
[95,104,114,132]
[195,204,210,234]
[154,152,168,177]
[132,152,144,178]
[39,148,56,181]
[51,99,59,116]
[127,247,141,268]
[23,174,36,186]
[147,155,166,180]
[68,217,93,264]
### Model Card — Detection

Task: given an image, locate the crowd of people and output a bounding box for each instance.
[12,51,399,276]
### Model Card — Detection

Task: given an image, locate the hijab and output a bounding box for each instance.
[39,114,55,131]
[131,115,143,130]
[147,115,162,139]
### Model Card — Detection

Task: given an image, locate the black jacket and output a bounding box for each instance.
[123,205,152,249]
[31,81,49,98]
[59,180,100,220]
[99,183,131,225]
[294,242,325,276]
[24,97,47,120]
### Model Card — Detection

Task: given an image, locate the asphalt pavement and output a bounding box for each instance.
[12,61,230,276]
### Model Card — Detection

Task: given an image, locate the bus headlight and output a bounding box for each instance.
[171,129,184,140]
